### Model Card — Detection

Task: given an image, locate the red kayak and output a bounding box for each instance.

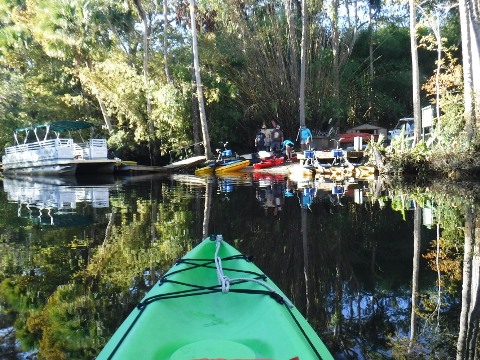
[253,156,285,169]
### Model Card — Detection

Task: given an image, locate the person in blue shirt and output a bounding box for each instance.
[299,125,313,151]
[281,139,294,162]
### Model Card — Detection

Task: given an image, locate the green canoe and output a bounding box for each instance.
[97,235,334,359]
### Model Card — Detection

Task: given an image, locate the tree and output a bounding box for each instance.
[30,0,117,132]
[285,0,299,106]
[456,204,479,360]
[418,3,450,135]
[410,0,422,145]
[332,0,341,104]
[131,0,158,165]
[458,0,479,142]
[299,0,307,128]
[163,0,172,83]
[409,206,421,353]
[367,0,382,122]
[189,0,212,159]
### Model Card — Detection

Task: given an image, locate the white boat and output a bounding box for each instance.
[2,121,116,176]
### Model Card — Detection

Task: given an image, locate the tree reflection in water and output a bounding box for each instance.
[0,174,479,358]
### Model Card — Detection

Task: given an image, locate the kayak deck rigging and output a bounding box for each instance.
[98,235,333,360]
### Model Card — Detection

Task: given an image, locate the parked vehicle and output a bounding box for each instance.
[387,117,414,141]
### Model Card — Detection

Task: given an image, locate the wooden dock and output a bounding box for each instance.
[296,150,364,163]
[115,156,206,174]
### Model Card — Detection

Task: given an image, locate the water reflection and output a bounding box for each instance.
[0,173,479,359]
[3,175,116,227]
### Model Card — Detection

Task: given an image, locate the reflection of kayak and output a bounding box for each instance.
[353,165,376,178]
[253,156,285,169]
[97,235,334,360]
[252,172,285,182]
[356,165,375,172]
[330,166,353,176]
[215,159,250,174]
[288,165,315,180]
[216,172,252,185]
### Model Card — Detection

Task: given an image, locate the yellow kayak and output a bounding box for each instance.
[194,165,215,175]
[215,159,250,174]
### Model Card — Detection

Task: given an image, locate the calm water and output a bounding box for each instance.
[0,172,477,359]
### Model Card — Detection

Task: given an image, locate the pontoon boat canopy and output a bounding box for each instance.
[15,121,94,133]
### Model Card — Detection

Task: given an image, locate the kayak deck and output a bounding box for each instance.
[215,159,250,173]
[97,235,334,359]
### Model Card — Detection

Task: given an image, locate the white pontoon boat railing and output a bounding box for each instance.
[74,139,108,160]
[4,139,74,155]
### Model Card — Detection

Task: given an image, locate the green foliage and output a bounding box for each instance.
[0,0,471,162]
[346,24,414,128]
[0,181,202,356]
[386,139,431,178]
[80,58,146,137]
[422,50,464,145]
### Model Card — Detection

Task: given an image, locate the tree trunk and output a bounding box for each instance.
[368,3,374,122]
[332,0,340,101]
[301,206,310,319]
[163,0,172,83]
[191,65,201,155]
[459,0,477,142]
[189,0,212,160]
[472,8,480,135]
[467,212,480,358]
[299,0,307,128]
[410,0,421,146]
[435,12,442,133]
[456,205,476,360]
[285,0,299,105]
[95,92,113,133]
[202,181,213,238]
[133,0,157,165]
[409,206,421,353]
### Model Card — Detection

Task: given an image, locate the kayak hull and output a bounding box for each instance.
[97,236,333,360]
[253,156,285,169]
[215,159,250,174]
[194,165,214,175]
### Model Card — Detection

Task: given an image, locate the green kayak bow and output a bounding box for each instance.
[97,235,334,359]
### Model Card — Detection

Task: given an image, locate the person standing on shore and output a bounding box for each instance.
[261,125,271,152]
[255,129,266,151]
[270,125,283,153]
[299,125,313,151]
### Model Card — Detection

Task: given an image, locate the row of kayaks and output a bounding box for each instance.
[195,155,286,175]
[97,235,334,359]
[194,152,377,181]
